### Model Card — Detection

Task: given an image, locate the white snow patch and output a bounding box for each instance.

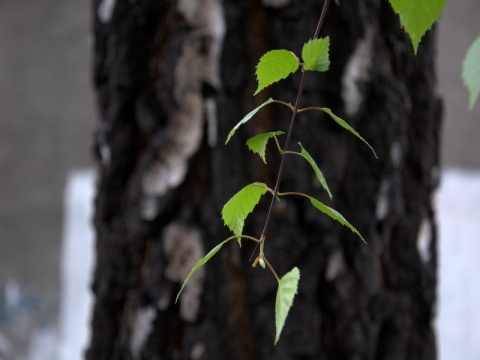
[27,327,57,360]
[57,169,95,360]
[437,168,480,360]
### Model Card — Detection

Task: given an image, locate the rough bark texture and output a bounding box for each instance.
[87,1,441,359]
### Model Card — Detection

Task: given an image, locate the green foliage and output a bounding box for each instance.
[320,107,377,158]
[174,0,468,345]
[226,98,275,144]
[306,195,365,243]
[222,183,268,236]
[175,238,233,303]
[178,3,386,345]
[254,50,300,95]
[388,0,446,54]
[298,142,332,200]
[302,37,330,72]
[463,34,480,110]
[275,267,300,344]
[247,131,284,163]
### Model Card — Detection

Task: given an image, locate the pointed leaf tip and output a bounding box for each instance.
[254,50,299,96]
[247,131,284,163]
[175,238,232,303]
[275,267,300,344]
[388,0,446,54]
[321,107,377,159]
[222,183,268,236]
[226,98,275,144]
[307,195,366,243]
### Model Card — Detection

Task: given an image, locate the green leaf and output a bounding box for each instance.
[321,107,377,158]
[463,34,480,110]
[226,98,276,144]
[306,195,365,243]
[222,183,268,236]
[254,50,300,96]
[247,131,284,163]
[297,142,332,200]
[175,238,232,303]
[275,267,300,345]
[389,0,446,54]
[302,37,330,72]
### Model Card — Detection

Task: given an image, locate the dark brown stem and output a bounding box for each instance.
[259,0,331,244]
[313,0,331,39]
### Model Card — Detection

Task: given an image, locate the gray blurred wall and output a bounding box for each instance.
[438,0,480,167]
[0,0,95,292]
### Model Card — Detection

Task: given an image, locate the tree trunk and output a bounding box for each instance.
[87,1,441,359]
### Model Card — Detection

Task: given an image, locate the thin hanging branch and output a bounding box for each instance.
[259,0,332,247]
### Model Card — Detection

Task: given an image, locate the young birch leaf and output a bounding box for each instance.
[226,98,275,144]
[321,107,377,158]
[463,34,480,110]
[302,37,330,72]
[222,183,268,236]
[298,142,332,200]
[175,237,232,303]
[306,195,366,243]
[254,50,300,96]
[275,267,300,345]
[388,0,446,54]
[247,131,284,163]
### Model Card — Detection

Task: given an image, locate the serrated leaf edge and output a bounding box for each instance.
[388,0,446,54]
[221,183,268,236]
[275,267,300,344]
[246,131,284,163]
[301,37,330,72]
[254,50,300,96]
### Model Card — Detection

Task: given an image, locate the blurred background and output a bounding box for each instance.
[0,1,479,359]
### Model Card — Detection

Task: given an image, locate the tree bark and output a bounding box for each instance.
[87,1,441,359]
